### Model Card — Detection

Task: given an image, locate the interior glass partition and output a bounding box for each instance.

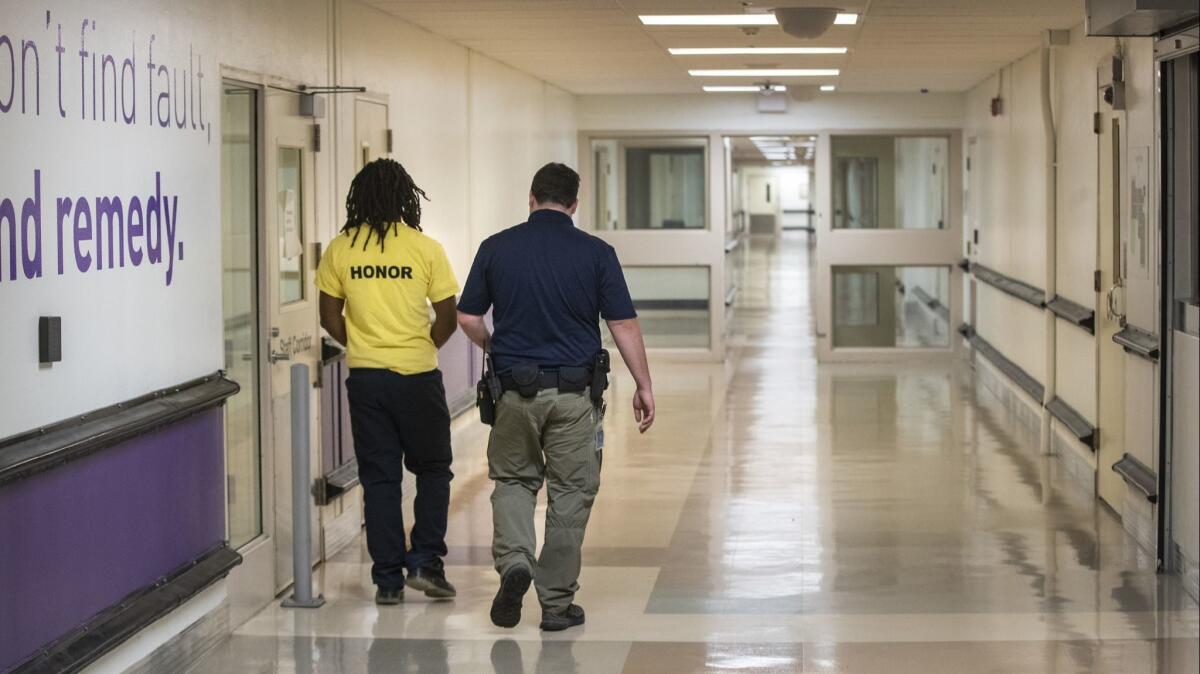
[220,82,263,549]
[591,138,708,230]
[603,266,711,349]
[832,135,949,230]
[832,265,951,348]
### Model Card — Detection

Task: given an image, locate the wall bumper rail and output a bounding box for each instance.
[13,545,242,674]
[911,287,950,321]
[1047,295,1096,334]
[0,373,239,488]
[1112,324,1160,362]
[958,258,971,272]
[316,458,361,506]
[1045,396,1098,450]
[969,332,1046,403]
[1112,453,1158,504]
[969,263,1047,308]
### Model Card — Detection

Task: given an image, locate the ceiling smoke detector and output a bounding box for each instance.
[772,7,841,39]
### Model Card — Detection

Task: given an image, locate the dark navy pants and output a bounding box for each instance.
[345,368,453,590]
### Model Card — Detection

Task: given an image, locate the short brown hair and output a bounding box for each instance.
[530,163,580,208]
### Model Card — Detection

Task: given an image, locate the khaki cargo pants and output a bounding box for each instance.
[488,388,601,613]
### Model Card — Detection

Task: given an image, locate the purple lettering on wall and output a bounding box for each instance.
[96,195,123,269]
[0,35,13,113]
[54,19,66,117]
[56,197,70,275]
[156,64,168,128]
[20,39,39,116]
[172,64,185,129]
[145,178,161,265]
[121,34,135,124]
[77,19,87,120]
[73,196,91,273]
[0,199,15,281]
[126,196,143,266]
[145,34,154,126]
[101,54,116,121]
[21,171,42,279]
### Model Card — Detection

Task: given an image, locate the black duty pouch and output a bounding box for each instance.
[558,366,590,393]
[590,349,611,403]
[477,377,496,425]
[510,363,541,398]
[478,349,501,425]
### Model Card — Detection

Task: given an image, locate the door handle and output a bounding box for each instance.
[1106,283,1125,323]
[270,349,291,363]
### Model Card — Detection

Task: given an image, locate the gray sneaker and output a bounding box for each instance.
[539,604,585,631]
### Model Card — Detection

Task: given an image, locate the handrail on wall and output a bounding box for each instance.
[0,373,239,488]
[968,262,1047,308]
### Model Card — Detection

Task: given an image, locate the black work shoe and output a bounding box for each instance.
[539,604,585,632]
[406,565,457,599]
[490,566,533,628]
[375,587,404,605]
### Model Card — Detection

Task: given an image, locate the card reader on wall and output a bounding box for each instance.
[39,316,62,364]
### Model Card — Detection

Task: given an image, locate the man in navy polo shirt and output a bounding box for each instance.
[457,162,655,632]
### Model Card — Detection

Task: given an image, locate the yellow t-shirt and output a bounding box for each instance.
[316,224,459,374]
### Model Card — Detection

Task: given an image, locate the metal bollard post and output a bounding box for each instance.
[282,363,325,609]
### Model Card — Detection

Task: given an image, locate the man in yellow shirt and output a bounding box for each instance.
[317,159,459,604]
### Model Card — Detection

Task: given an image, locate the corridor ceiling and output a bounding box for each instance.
[365,0,1085,94]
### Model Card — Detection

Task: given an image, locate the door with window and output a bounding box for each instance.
[265,87,321,593]
[816,132,962,361]
[1096,77,1127,512]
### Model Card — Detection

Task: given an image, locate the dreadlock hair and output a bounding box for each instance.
[342,158,429,251]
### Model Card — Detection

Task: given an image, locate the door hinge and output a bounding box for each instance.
[1094,269,1102,292]
[312,123,322,152]
[1093,112,1101,134]
[966,157,971,171]
[386,128,394,153]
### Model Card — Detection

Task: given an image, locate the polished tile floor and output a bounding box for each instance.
[192,233,1199,673]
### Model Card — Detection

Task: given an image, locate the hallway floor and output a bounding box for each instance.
[191,233,1199,673]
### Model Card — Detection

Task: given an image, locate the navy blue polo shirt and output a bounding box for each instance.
[458,209,637,371]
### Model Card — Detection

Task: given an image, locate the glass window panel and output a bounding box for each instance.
[833,266,950,348]
[277,146,305,304]
[591,138,708,230]
[221,83,262,548]
[832,135,949,230]
[604,266,711,348]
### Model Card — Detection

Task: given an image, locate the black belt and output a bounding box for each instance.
[498,368,591,394]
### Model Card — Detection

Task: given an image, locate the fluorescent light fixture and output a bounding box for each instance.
[820,85,837,91]
[640,14,777,26]
[703,85,787,92]
[689,69,839,77]
[669,47,847,55]
[641,13,859,26]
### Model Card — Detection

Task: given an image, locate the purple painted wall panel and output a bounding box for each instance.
[0,409,225,673]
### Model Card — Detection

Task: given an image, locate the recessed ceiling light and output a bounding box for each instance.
[820,85,837,92]
[640,14,778,26]
[640,13,859,26]
[703,85,787,92]
[670,47,847,55]
[689,69,840,77]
